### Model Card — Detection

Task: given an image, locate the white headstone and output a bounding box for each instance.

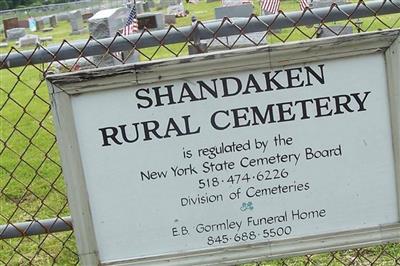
[89,8,129,39]
[69,10,85,35]
[89,7,139,67]
[19,34,39,47]
[6,28,26,41]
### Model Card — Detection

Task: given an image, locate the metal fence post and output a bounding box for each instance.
[188,16,208,55]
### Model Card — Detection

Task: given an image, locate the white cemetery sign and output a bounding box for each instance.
[46,30,400,265]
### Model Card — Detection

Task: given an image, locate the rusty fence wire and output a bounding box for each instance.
[1,0,400,265]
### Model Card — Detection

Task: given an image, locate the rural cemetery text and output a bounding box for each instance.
[70,53,396,262]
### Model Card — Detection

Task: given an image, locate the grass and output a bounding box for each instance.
[0,20,90,54]
[0,0,400,265]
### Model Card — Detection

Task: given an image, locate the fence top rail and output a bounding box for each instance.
[0,0,399,69]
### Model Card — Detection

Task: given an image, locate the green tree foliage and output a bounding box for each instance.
[0,0,9,10]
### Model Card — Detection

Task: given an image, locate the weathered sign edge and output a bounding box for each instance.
[385,32,400,217]
[46,82,101,266]
[46,29,400,95]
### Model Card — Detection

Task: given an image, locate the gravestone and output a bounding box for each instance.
[215,4,253,19]
[88,7,139,66]
[147,0,155,8]
[82,12,94,22]
[212,3,267,51]
[316,25,353,38]
[6,28,26,41]
[49,15,57,28]
[221,0,242,6]
[19,34,39,47]
[35,19,45,31]
[143,2,150,12]
[227,31,267,47]
[3,17,19,38]
[310,0,348,8]
[214,1,260,50]
[136,1,145,14]
[89,8,129,39]
[91,7,101,14]
[56,13,70,22]
[40,36,53,42]
[157,0,170,9]
[137,13,165,30]
[310,0,351,36]
[126,0,144,14]
[167,4,184,16]
[204,31,267,52]
[52,58,94,73]
[18,20,29,28]
[29,18,37,32]
[70,10,86,35]
[168,0,178,4]
[41,16,51,25]
[164,14,176,25]
[188,42,208,55]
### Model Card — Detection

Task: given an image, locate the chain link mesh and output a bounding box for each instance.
[1,0,400,264]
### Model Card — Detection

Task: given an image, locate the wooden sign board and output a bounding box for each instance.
[46,30,400,266]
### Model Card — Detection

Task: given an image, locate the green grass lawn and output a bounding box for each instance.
[1,0,400,265]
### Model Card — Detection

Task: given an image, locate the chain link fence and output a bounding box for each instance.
[1,0,400,265]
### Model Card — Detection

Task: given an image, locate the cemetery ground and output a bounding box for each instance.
[0,0,400,265]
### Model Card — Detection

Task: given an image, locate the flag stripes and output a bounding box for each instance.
[300,0,309,11]
[261,0,280,14]
[123,1,137,36]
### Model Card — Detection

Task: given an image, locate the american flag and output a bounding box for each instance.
[123,0,137,36]
[261,0,280,14]
[299,0,309,11]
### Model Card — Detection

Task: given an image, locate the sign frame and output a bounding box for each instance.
[46,29,400,266]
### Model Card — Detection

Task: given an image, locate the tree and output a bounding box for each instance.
[0,0,9,9]
[6,0,19,9]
